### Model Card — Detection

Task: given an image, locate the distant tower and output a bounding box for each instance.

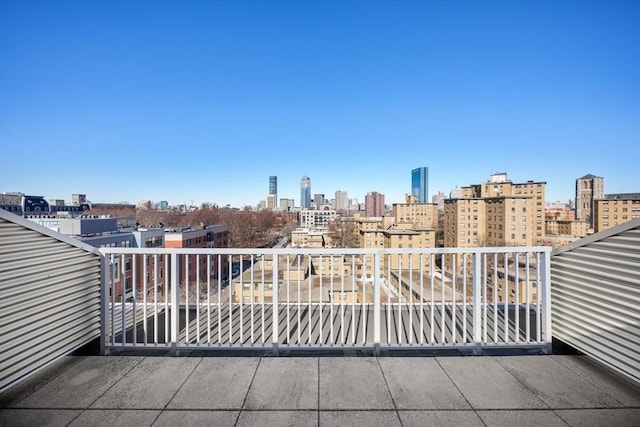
[72,194,87,206]
[575,174,604,228]
[335,190,348,211]
[411,167,429,203]
[300,176,311,208]
[269,176,277,208]
[365,191,385,217]
[432,191,446,212]
[265,194,277,210]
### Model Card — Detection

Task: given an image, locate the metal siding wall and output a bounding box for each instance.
[551,222,640,386]
[0,217,101,392]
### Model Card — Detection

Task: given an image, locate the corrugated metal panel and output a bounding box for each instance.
[551,219,640,386]
[0,211,101,392]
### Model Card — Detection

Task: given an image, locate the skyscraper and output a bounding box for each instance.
[300,176,311,208]
[269,176,277,207]
[411,167,429,203]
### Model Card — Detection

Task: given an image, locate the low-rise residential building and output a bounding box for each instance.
[165,225,229,283]
[290,228,330,248]
[545,219,588,238]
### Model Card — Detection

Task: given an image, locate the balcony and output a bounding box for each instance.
[98,247,552,355]
[1,210,639,425]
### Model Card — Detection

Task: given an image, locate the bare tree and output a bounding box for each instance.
[328,218,358,248]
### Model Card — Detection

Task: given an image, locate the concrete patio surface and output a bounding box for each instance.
[1,354,639,426]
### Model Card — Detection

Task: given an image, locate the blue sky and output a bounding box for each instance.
[1,0,638,208]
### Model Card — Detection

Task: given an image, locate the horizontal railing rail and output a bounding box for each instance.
[99,247,552,355]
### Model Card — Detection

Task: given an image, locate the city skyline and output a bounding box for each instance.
[1,1,638,207]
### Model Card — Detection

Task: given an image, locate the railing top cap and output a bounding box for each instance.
[98,246,551,255]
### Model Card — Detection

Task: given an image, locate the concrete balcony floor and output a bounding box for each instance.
[1,354,639,426]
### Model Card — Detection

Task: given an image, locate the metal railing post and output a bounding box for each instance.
[99,251,109,356]
[541,249,552,354]
[171,253,179,355]
[472,251,482,355]
[373,251,381,356]
[272,253,279,355]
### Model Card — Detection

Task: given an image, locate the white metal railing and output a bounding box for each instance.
[99,247,552,354]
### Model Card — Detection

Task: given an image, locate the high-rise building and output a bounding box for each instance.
[300,176,311,208]
[268,176,277,208]
[444,173,546,248]
[365,191,385,217]
[335,190,349,211]
[411,167,429,203]
[313,194,325,206]
[575,174,604,229]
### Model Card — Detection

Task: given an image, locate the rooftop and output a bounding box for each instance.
[1,354,639,426]
[1,209,639,426]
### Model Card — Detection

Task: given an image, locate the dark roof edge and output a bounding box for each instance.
[0,208,101,256]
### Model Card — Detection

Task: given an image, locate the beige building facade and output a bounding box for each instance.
[290,228,331,248]
[545,219,588,237]
[392,202,438,229]
[458,173,545,243]
[444,198,487,248]
[594,195,640,233]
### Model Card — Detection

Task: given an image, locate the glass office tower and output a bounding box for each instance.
[411,167,429,203]
[269,176,277,197]
[300,176,311,208]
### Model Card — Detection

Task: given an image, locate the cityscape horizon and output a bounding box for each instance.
[1,1,638,207]
[1,169,633,210]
